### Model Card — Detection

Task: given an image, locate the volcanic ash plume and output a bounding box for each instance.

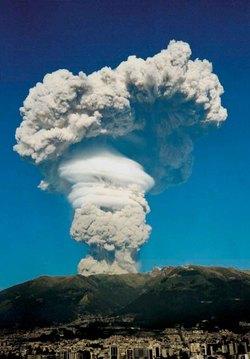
[14,40,227,275]
[59,149,154,275]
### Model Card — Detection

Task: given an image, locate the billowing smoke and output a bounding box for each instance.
[14,40,227,275]
[59,149,154,274]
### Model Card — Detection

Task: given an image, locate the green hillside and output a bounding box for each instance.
[0,266,249,329]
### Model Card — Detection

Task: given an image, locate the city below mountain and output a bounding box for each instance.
[0,266,250,331]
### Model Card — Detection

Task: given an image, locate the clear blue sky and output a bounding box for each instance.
[1,0,250,289]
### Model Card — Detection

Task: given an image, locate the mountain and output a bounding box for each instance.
[122,266,250,328]
[0,273,147,329]
[0,266,250,330]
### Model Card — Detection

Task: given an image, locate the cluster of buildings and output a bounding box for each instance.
[0,328,249,359]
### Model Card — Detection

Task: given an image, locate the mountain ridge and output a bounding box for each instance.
[1,265,250,330]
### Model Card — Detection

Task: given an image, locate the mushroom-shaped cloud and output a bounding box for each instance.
[14,40,227,275]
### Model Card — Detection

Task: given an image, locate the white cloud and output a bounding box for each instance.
[59,149,153,275]
[14,40,228,275]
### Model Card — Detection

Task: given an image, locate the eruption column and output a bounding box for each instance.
[14,40,227,275]
[59,148,154,275]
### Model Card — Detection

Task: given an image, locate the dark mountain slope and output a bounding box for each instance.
[0,273,147,329]
[0,266,249,329]
[123,266,250,328]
